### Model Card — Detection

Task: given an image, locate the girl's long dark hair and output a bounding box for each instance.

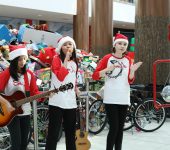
[9,56,27,81]
[60,48,78,73]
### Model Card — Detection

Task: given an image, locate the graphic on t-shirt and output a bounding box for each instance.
[67,65,76,73]
[13,80,24,86]
[106,60,126,79]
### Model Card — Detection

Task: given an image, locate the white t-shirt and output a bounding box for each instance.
[4,74,31,116]
[103,56,131,105]
[49,61,77,109]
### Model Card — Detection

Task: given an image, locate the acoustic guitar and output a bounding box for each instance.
[76,101,91,150]
[0,82,73,127]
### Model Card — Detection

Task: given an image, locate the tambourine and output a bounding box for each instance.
[105,60,123,79]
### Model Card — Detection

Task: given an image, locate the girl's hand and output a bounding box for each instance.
[129,62,142,80]
[76,87,81,97]
[48,92,55,98]
[106,64,115,72]
[130,62,143,72]
[65,52,71,61]
[100,64,115,77]
[65,49,73,61]
[63,49,73,67]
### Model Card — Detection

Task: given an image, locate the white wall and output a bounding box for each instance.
[113,2,135,23]
[0,0,77,14]
[89,1,135,23]
[0,0,135,23]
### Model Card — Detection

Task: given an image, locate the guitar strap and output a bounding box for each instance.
[24,72,30,97]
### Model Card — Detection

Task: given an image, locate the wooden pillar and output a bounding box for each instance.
[73,0,89,51]
[91,0,113,57]
[135,0,170,85]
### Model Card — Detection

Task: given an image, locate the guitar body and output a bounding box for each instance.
[76,129,91,150]
[0,91,25,127]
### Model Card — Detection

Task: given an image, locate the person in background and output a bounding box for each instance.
[0,45,41,150]
[0,50,2,58]
[8,24,13,30]
[92,33,142,150]
[45,36,79,150]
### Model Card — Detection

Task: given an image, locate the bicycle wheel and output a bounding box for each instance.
[89,100,107,134]
[0,126,11,150]
[123,96,139,131]
[28,105,63,147]
[123,105,134,131]
[134,98,166,132]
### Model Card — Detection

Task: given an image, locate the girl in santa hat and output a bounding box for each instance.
[0,45,41,150]
[45,36,79,150]
[92,33,142,150]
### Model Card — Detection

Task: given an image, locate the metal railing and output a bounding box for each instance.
[153,59,170,109]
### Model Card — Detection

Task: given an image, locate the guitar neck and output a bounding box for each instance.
[13,82,73,108]
[79,106,86,134]
[15,89,57,107]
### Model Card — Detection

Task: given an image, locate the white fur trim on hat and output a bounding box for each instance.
[113,39,129,47]
[9,48,28,60]
[56,36,76,54]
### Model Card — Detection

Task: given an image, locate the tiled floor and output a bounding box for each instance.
[28,118,170,150]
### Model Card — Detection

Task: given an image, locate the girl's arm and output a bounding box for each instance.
[92,54,112,80]
[51,55,69,81]
[129,61,143,83]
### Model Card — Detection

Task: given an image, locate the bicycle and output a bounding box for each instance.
[88,97,139,134]
[28,102,63,147]
[133,98,166,132]
[123,84,145,131]
[88,99,107,134]
[88,84,146,134]
[123,83,167,132]
[89,85,166,134]
[77,80,106,135]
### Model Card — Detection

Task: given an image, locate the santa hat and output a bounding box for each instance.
[9,45,28,60]
[113,33,129,47]
[56,36,76,54]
